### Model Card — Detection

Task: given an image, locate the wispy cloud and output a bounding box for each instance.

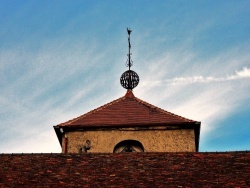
[141,67,250,87]
[135,43,250,151]
[235,67,250,77]
[0,38,117,153]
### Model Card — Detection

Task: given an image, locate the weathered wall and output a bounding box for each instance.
[64,129,195,153]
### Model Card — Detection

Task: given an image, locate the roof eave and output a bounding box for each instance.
[195,122,201,152]
[53,126,62,147]
[57,121,200,129]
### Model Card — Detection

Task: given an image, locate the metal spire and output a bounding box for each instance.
[127,28,132,70]
[120,28,139,90]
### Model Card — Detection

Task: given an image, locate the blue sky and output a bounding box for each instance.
[1,1,250,153]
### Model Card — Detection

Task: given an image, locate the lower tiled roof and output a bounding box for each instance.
[1,152,250,187]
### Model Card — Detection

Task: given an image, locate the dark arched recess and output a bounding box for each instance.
[113,140,144,153]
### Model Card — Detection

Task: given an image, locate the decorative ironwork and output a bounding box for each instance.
[120,28,140,90]
[120,70,139,90]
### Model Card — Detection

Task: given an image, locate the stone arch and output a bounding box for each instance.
[113,140,144,153]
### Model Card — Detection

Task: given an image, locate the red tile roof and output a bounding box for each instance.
[59,90,199,127]
[1,152,250,187]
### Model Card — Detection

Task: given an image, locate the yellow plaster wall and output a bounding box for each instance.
[65,129,195,153]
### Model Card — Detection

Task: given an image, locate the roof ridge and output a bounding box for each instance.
[59,96,126,126]
[133,96,196,122]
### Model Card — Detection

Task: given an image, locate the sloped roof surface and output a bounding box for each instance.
[59,90,198,127]
[0,152,250,187]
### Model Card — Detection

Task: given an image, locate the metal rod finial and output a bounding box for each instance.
[127,28,132,35]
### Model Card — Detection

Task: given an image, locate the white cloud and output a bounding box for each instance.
[141,67,250,87]
[235,67,250,78]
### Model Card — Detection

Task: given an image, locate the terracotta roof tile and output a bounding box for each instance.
[59,90,198,127]
[1,152,250,187]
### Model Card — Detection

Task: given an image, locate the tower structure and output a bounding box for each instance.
[54,29,200,153]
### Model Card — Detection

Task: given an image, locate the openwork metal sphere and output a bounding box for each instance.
[120,70,139,90]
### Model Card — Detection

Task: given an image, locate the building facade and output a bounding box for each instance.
[54,90,200,153]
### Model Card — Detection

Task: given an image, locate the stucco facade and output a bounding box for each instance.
[62,127,196,153]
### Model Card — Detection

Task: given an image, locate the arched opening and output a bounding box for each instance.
[113,140,144,153]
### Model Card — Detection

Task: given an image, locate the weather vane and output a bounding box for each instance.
[120,28,140,90]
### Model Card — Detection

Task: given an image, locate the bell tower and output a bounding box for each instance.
[53,29,201,153]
